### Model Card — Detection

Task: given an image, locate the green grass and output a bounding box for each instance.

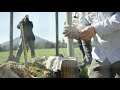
[0,48,83,64]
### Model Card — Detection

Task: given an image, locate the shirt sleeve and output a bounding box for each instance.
[92,12,120,36]
[30,21,33,28]
[77,12,90,31]
[31,22,33,28]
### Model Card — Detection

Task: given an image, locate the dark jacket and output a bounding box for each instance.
[17,20,35,41]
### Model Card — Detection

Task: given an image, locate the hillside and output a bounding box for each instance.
[1,36,55,50]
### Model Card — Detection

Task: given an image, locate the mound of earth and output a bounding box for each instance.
[0,61,36,78]
[28,56,53,78]
[0,56,56,78]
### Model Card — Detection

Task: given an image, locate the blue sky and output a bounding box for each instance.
[0,12,68,44]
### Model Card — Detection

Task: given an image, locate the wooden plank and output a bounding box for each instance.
[20,23,28,67]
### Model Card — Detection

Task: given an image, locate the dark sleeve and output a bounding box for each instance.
[30,21,33,28]
[29,21,33,28]
[17,23,20,29]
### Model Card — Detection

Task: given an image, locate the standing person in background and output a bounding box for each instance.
[15,15,36,62]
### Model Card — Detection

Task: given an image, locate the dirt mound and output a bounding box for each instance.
[0,61,36,78]
[28,56,53,78]
[28,56,47,69]
[0,56,54,78]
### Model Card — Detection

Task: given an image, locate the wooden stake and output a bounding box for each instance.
[20,23,28,67]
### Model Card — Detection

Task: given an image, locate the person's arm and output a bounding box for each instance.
[77,12,90,31]
[63,12,90,39]
[31,22,33,28]
[30,21,33,28]
[92,12,120,36]
[74,12,91,39]
[17,18,24,29]
[17,23,20,29]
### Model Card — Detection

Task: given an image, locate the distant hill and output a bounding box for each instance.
[1,36,55,50]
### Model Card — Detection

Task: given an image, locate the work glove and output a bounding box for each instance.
[63,24,80,40]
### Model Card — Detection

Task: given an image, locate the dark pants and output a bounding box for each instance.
[89,58,120,78]
[16,39,35,62]
[78,40,92,67]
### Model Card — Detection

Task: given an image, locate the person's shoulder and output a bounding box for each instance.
[29,21,33,24]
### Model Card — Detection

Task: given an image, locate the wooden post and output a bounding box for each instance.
[55,12,59,56]
[20,23,28,67]
[66,12,74,57]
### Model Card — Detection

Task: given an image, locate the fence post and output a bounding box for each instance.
[55,12,59,56]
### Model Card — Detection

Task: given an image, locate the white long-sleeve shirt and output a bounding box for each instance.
[78,12,120,64]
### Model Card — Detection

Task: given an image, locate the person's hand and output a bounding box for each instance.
[63,22,79,39]
[77,26,96,41]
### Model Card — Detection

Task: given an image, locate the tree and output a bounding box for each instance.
[0,44,2,51]
[61,39,66,48]
[1,45,7,51]
[74,42,79,48]
[58,40,62,48]
[43,42,54,48]
[35,42,45,49]
[13,45,18,50]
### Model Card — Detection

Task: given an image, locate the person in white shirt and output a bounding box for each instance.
[63,12,120,78]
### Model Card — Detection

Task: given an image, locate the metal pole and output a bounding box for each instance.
[7,12,14,61]
[66,12,74,57]
[10,12,13,57]
[7,12,14,62]
[55,12,59,56]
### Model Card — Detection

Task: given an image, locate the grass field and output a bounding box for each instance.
[0,48,83,64]
[0,48,88,78]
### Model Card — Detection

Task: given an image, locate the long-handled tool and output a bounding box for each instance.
[66,12,75,57]
[20,23,28,67]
